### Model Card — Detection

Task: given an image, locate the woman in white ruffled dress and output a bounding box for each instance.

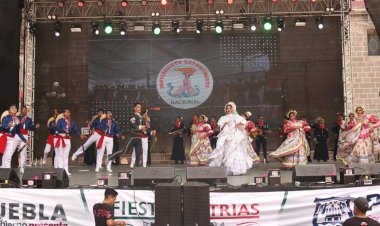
[208,102,253,175]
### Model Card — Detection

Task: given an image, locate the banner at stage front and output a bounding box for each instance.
[0,186,379,226]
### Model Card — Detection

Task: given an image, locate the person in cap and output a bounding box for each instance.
[343,197,380,226]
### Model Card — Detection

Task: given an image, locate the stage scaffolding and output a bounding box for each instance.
[19,0,352,165]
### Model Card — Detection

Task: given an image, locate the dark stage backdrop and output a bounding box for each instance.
[34,17,343,156]
[88,34,283,134]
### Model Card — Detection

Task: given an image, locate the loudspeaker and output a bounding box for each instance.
[155,183,182,226]
[293,164,337,183]
[0,168,20,188]
[339,168,355,185]
[183,182,210,226]
[186,166,227,186]
[348,163,380,176]
[22,168,69,188]
[133,167,175,187]
[365,0,380,37]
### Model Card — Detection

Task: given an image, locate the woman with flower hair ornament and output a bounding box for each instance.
[270,109,311,168]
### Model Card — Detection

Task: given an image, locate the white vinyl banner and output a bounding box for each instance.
[0,186,379,226]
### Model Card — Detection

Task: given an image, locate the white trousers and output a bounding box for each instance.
[43,143,58,168]
[73,132,101,156]
[131,137,148,167]
[96,136,114,168]
[1,135,27,169]
[53,137,71,173]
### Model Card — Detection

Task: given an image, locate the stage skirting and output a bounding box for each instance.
[0,186,380,226]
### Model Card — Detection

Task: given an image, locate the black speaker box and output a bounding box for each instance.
[22,168,69,188]
[183,182,210,226]
[0,168,20,188]
[133,167,175,187]
[293,164,337,183]
[155,183,182,226]
[186,166,227,186]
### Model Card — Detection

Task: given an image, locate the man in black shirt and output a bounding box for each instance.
[93,188,126,226]
[343,197,380,226]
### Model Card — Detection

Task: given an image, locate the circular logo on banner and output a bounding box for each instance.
[157,58,213,109]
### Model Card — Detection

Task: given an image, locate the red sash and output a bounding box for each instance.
[96,131,113,150]
[20,129,28,135]
[55,135,71,148]
[0,133,15,154]
[46,134,55,146]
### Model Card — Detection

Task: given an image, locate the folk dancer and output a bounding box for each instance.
[42,109,59,166]
[188,114,213,166]
[255,115,269,163]
[331,113,344,161]
[209,116,219,149]
[243,111,260,164]
[129,103,147,168]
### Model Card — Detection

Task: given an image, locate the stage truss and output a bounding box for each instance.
[20,0,352,164]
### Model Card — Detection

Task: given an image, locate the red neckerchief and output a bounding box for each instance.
[258,121,264,127]
[336,120,342,125]
[11,114,19,125]
[319,124,325,129]
[175,122,181,129]
[21,116,27,125]
[210,122,217,129]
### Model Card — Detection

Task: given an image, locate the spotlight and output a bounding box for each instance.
[161,0,167,5]
[54,21,62,37]
[121,0,128,7]
[151,12,160,17]
[215,21,223,34]
[196,19,204,34]
[97,0,104,6]
[152,22,161,35]
[311,0,317,2]
[104,21,113,34]
[272,0,278,2]
[207,0,213,5]
[47,15,57,20]
[171,20,180,33]
[295,17,307,26]
[141,0,147,5]
[249,17,257,31]
[77,0,85,7]
[247,0,253,4]
[227,0,233,4]
[58,1,65,7]
[263,17,273,31]
[215,10,224,15]
[120,28,126,35]
[91,22,100,35]
[315,16,324,29]
[277,17,285,31]
[30,23,38,36]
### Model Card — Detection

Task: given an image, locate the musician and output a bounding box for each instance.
[301,115,314,162]
[331,113,344,161]
[255,115,269,163]
[43,109,59,167]
[54,108,84,175]
[170,116,185,164]
[17,106,40,173]
[131,109,156,168]
[97,110,121,173]
[129,103,146,168]
[72,109,104,161]
[209,116,219,149]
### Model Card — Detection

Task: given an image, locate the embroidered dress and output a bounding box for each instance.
[245,121,260,164]
[270,120,311,168]
[188,123,213,165]
[337,115,380,164]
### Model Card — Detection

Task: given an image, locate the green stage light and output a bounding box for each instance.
[215,21,223,34]
[152,23,161,35]
[263,17,273,31]
[104,22,113,34]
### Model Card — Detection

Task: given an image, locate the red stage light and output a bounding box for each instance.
[77,0,84,7]
[291,0,297,2]
[227,0,233,5]
[272,0,278,3]
[161,0,167,5]
[58,1,64,7]
[311,0,317,2]
[141,0,147,6]
[247,0,253,4]
[121,0,128,7]
[207,0,213,5]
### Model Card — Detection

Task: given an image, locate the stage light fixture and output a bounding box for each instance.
[121,0,128,7]
[151,12,160,17]
[104,21,113,34]
[215,21,224,34]
[171,20,180,33]
[295,17,307,26]
[215,10,224,15]
[196,19,204,34]
[54,21,62,37]
[249,17,257,31]
[311,0,317,2]
[207,0,213,5]
[272,0,278,2]
[161,0,167,5]
[77,0,85,7]
[152,22,161,35]
[141,0,147,5]
[30,23,38,36]
[263,17,273,31]
[315,16,324,29]
[47,14,57,20]
[120,28,126,35]
[247,0,253,4]
[97,0,104,6]
[277,17,285,31]
[58,1,65,7]
[227,0,233,5]
[91,22,100,35]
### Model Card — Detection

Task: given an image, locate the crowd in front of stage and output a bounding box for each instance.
[1,103,379,176]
